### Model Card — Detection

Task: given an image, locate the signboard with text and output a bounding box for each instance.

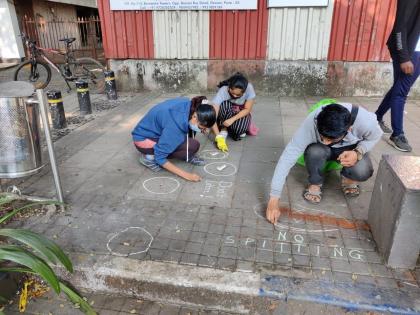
[268,0,328,7]
[110,1,258,10]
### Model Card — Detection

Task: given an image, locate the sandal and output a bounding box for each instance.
[341,183,360,197]
[302,185,323,204]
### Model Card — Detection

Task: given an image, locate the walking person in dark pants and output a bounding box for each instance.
[375,0,420,152]
[265,103,383,224]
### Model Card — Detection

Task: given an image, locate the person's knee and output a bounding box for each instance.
[342,160,374,182]
[304,143,330,160]
[190,139,200,154]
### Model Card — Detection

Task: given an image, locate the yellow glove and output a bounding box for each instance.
[215,135,228,152]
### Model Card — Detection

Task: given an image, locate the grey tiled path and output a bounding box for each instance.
[5,93,420,300]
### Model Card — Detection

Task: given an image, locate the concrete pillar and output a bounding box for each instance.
[368,155,420,269]
[0,0,25,61]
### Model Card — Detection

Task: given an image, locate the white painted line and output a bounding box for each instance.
[106,227,154,257]
[204,162,237,177]
[142,177,180,194]
[252,203,339,233]
[200,150,229,160]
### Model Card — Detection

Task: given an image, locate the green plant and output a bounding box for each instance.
[0,196,96,314]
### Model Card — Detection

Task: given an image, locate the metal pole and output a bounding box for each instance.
[46,90,67,129]
[76,80,92,115]
[104,70,118,100]
[36,89,64,203]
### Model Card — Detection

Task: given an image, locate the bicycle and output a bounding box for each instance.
[14,33,106,93]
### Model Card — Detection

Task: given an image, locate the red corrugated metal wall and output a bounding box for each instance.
[328,0,397,61]
[97,0,154,59]
[209,0,268,60]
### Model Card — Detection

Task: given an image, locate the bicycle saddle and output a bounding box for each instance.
[59,37,76,43]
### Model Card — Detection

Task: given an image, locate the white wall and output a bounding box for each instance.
[153,10,209,59]
[0,0,25,60]
[267,2,334,60]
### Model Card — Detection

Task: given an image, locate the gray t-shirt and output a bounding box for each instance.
[270,103,383,198]
[212,83,256,106]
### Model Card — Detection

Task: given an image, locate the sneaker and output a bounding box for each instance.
[378,121,392,134]
[138,154,161,172]
[239,133,247,138]
[388,134,412,152]
[189,155,205,166]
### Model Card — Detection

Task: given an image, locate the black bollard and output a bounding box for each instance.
[46,90,67,129]
[76,80,92,115]
[104,70,118,100]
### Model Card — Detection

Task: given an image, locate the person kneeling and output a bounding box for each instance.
[132,96,216,182]
[266,103,383,224]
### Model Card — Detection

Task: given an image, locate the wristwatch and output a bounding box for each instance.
[353,148,363,161]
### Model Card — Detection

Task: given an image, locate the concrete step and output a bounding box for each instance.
[60,254,420,315]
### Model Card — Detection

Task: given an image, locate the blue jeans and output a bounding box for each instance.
[375,51,420,137]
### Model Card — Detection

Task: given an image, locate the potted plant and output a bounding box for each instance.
[0,196,96,314]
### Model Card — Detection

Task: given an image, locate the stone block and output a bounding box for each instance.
[368,155,420,269]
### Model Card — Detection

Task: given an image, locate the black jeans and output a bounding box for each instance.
[304,143,374,185]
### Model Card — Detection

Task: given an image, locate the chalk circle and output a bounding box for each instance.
[200,150,229,160]
[204,162,237,177]
[143,177,180,194]
[106,227,153,257]
[253,203,339,233]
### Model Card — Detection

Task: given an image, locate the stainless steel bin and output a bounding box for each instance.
[0,81,43,178]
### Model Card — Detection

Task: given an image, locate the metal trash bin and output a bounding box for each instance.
[0,81,43,178]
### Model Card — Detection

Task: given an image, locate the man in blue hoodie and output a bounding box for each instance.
[132,96,216,182]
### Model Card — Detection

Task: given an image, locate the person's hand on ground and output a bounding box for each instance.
[223,118,234,128]
[184,172,201,182]
[215,135,229,152]
[400,61,414,75]
[266,197,281,224]
[337,150,358,167]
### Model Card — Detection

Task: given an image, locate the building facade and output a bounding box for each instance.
[98,0,420,97]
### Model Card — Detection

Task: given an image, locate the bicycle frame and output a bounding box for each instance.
[24,35,76,91]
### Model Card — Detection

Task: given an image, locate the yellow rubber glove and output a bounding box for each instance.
[215,135,228,152]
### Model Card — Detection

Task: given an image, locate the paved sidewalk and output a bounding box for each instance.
[5,290,241,315]
[3,92,420,313]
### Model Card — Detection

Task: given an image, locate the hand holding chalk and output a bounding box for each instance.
[185,172,201,182]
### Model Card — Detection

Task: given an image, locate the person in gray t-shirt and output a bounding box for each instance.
[266,103,383,225]
[211,73,256,152]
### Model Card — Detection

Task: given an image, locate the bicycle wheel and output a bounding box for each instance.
[14,60,51,89]
[71,58,105,94]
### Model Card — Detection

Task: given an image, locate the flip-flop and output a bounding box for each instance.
[302,185,323,204]
[341,183,360,197]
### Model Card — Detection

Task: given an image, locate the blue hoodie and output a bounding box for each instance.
[132,97,191,165]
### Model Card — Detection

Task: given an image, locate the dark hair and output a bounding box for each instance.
[190,96,216,128]
[316,104,351,139]
[217,72,248,91]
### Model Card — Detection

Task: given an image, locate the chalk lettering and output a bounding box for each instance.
[333,247,344,258]
[225,235,235,244]
[245,238,255,245]
[277,230,287,241]
[348,249,364,261]
[293,234,304,244]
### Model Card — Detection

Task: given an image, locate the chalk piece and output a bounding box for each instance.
[211,152,218,156]
[217,164,227,171]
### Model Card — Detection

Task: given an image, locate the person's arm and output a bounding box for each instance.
[391,0,417,69]
[266,114,316,224]
[353,111,383,155]
[154,129,201,182]
[211,103,220,135]
[223,99,255,127]
[162,161,201,182]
